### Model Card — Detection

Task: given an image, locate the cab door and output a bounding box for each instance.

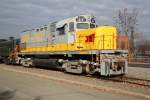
[68,22,75,43]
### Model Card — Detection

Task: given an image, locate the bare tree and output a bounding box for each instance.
[115,8,139,57]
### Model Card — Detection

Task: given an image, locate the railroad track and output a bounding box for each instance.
[101,76,150,88]
[1,66,150,100]
[122,77,150,88]
[2,64,150,88]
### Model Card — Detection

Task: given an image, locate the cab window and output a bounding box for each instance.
[90,24,96,28]
[57,25,65,35]
[69,22,74,31]
[77,23,89,29]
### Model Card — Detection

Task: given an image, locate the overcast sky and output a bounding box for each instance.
[0,0,149,39]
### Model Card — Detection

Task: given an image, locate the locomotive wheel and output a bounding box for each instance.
[20,58,33,68]
[62,62,68,72]
[62,61,83,74]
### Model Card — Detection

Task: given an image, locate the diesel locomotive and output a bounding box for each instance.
[0,15,128,76]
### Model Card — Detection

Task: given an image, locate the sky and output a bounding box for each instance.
[0,0,149,39]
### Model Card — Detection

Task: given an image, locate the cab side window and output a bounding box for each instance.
[69,22,74,31]
[57,25,65,35]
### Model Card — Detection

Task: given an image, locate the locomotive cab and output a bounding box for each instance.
[55,15,96,44]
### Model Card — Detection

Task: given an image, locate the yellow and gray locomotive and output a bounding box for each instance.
[18,15,128,76]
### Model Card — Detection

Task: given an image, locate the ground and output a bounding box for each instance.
[0,64,149,100]
[128,63,150,80]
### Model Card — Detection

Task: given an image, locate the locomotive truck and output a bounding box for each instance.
[0,15,128,76]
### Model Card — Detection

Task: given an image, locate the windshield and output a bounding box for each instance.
[76,23,89,29]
